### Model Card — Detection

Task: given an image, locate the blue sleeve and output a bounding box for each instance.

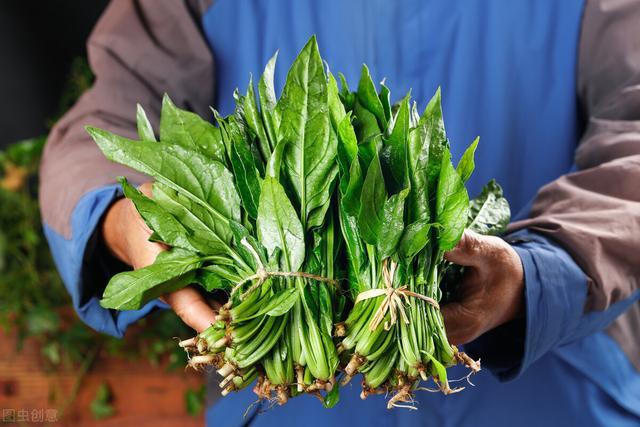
[466,229,640,381]
[43,184,168,338]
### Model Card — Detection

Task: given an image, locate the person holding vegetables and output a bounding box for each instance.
[40,0,640,426]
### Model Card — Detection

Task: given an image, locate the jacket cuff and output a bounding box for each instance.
[43,184,168,338]
[465,229,587,380]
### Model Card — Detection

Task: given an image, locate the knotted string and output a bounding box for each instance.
[229,238,337,301]
[355,259,440,331]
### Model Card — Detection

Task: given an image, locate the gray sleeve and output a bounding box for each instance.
[508,0,640,369]
[39,0,215,238]
[509,0,640,309]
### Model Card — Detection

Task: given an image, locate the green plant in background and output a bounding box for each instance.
[0,58,203,418]
[185,384,207,417]
[90,383,115,420]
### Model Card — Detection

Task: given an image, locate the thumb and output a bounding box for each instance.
[444,229,485,267]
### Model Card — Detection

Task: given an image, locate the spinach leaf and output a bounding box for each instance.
[337,113,358,179]
[100,249,202,310]
[357,153,386,244]
[87,127,241,226]
[407,117,431,223]
[357,65,387,131]
[257,176,305,271]
[381,94,410,193]
[228,133,262,220]
[377,188,409,259]
[327,72,347,129]
[352,100,382,168]
[338,72,355,112]
[259,51,280,149]
[119,177,199,252]
[423,88,448,200]
[194,269,229,292]
[435,151,469,251]
[136,104,156,142]
[160,94,225,163]
[341,157,363,216]
[276,36,338,230]
[243,76,272,160]
[456,136,479,183]
[468,179,510,235]
[397,220,433,261]
[152,183,233,252]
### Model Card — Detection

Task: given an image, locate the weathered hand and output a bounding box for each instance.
[101,182,217,333]
[442,229,524,345]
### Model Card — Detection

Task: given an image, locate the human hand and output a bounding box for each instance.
[442,229,524,345]
[101,182,217,333]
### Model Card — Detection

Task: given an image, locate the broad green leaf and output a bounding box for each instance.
[397,220,433,260]
[423,88,448,201]
[88,127,241,227]
[257,177,305,271]
[407,124,430,223]
[194,269,229,292]
[152,183,233,252]
[244,76,272,160]
[357,65,387,130]
[341,157,363,216]
[381,94,410,193]
[468,179,511,235]
[357,153,386,244]
[338,72,356,111]
[136,104,156,142]
[353,100,382,167]
[276,36,338,229]
[436,151,469,251]
[229,135,262,219]
[327,72,347,128]
[377,188,409,259]
[159,94,225,162]
[337,113,358,177]
[338,206,367,297]
[259,51,280,149]
[457,137,479,183]
[267,138,287,179]
[119,177,199,252]
[100,249,202,310]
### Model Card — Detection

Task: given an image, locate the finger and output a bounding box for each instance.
[444,229,486,267]
[138,182,154,197]
[441,302,481,345]
[162,286,217,333]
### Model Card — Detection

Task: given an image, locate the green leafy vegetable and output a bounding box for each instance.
[87,35,511,411]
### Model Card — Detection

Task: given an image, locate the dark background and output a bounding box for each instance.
[0,1,108,148]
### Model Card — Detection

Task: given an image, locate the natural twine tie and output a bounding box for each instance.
[230,238,337,301]
[355,259,440,331]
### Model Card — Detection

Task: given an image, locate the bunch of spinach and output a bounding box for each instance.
[88,35,511,410]
[88,36,344,405]
[334,67,510,408]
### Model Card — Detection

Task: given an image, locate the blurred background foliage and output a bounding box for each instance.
[0,57,201,420]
